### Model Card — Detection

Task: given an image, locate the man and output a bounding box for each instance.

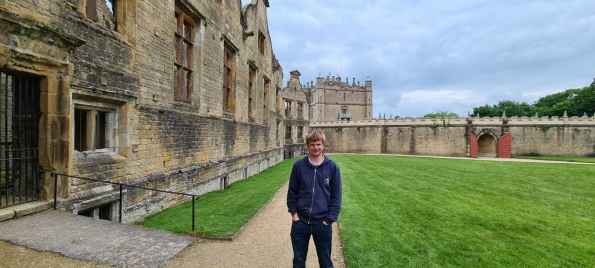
[287,130,342,268]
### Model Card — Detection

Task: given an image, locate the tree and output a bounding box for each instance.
[423,111,460,118]
[531,86,594,117]
[472,100,531,117]
[470,79,595,118]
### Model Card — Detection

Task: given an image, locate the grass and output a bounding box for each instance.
[135,157,298,238]
[333,155,595,268]
[136,155,595,267]
[514,156,595,163]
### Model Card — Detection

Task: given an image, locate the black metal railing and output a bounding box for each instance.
[51,173,199,231]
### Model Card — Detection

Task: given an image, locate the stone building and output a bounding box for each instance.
[303,73,373,122]
[0,0,288,222]
[281,70,309,159]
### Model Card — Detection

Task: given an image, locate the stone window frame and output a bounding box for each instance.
[297,101,304,119]
[77,201,117,221]
[73,107,111,152]
[72,191,122,222]
[83,0,118,31]
[297,126,304,141]
[276,120,281,141]
[71,91,131,159]
[284,99,292,118]
[174,7,196,103]
[263,76,270,124]
[275,86,282,110]
[248,65,257,119]
[223,39,238,115]
[258,31,266,55]
[285,125,293,140]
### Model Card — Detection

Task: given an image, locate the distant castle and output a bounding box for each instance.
[302,73,373,122]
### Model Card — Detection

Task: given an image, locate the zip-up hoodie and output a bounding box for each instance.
[287,155,342,225]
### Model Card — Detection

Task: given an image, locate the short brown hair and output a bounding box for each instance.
[305,130,326,145]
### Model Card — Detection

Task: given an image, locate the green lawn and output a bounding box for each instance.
[514,156,595,163]
[136,158,297,238]
[137,155,595,267]
[334,155,595,267]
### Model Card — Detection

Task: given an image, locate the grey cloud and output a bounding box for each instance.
[253,0,595,117]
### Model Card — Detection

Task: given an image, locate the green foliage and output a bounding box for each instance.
[537,125,551,136]
[532,86,595,117]
[423,111,459,118]
[472,82,595,118]
[429,122,439,134]
[473,100,532,117]
[333,154,595,268]
[136,157,299,237]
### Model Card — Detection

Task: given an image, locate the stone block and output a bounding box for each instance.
[0,209,16,222]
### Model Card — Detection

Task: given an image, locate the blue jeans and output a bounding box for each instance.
[291,220,334,268]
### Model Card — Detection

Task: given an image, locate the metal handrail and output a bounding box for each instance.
[50,172,199,231]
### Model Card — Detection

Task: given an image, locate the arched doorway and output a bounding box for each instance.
[477,133,497,157]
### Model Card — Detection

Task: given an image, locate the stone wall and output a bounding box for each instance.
[311,116,595,157]
[0,0,287,222]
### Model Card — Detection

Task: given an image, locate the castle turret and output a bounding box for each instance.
[307,71,373,121]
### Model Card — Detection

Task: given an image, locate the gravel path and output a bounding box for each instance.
[163,182,347,267]
[0,182,347,267]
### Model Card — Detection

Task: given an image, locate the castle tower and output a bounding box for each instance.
[308,73,373,122]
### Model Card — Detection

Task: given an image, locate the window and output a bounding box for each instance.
[174,7,195,102]
[297,126,303,140]
[285,125,292,140]
[297,102,303,118]
[72,91,130,156]
[276,87,281,110]
[276,120,281,141]
[248,67,256,118]
[223,46,236,113]
[263,77,270,123]
[258,31,266,55]
[284,100,292,117]
[74,108,114,151]
[78,202,115,220]
[85,0,118,30]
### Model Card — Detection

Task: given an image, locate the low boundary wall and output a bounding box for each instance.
[310,116,595,157]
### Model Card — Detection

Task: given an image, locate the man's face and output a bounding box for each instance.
[307,140,324,157]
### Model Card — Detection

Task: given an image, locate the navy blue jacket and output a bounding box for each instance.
[287,155,342,225]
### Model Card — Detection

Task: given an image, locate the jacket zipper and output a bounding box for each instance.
[307,167,317,224]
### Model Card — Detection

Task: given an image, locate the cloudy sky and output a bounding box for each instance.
[243,0,595,118]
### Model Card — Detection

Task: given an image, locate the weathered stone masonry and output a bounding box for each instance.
[309,115,595,157]
[0,0,289,222]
